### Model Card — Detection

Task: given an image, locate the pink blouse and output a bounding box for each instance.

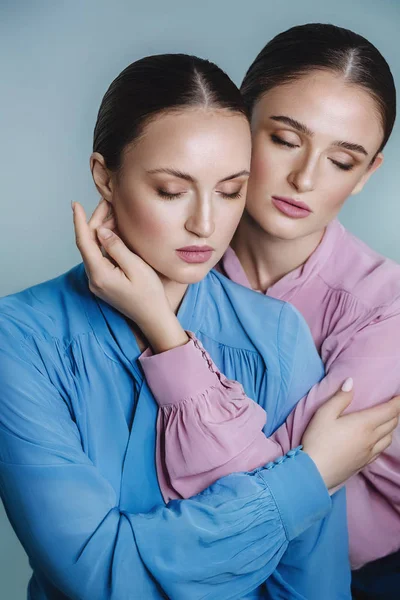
[140,219,400,569]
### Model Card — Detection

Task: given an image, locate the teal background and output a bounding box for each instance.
[1,0,399,596]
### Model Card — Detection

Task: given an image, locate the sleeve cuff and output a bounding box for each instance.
[257,449,331,541]
[140,336,220,407]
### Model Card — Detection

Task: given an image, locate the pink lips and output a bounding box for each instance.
[176,245,214,264]
[271,196,312,219]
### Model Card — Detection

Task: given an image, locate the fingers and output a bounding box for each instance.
[97,228,136,277]
[101,214,116,231]
[88,198,112,231]
[322,385,354,418]
[73,202,105,277]
[374,415,399,440]
[368,433,394,464]
[364,396,400,430]
[89,199,117,239]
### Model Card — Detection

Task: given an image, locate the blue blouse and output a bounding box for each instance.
[0,264,350,599]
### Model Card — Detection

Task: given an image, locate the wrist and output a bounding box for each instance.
[142,312,189,354]
[301,449,332,489]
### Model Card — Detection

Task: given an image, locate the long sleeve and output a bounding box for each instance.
[141,304,351,599]
[140,297,326,503]
[264,488,351,599]
[0,327,332,600]
[271,308,400,568]
[140,334,283,501]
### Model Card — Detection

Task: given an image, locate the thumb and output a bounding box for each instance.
[323,378,354,418]
[97,227,136,275]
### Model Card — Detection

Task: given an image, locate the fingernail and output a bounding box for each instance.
[71,201,76,212]
[341,377,353,392]
[98,227,113,240]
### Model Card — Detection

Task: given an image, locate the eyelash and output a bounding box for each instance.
[271,135,354,172]
[271,134,298,149]
[157,189,242,200]
[329,160,354,172]
[157,189,184,200]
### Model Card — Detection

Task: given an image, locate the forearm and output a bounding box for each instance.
[132,451,332,600]
[141,310,189,354]
[141,334,285,501]
[265,487,351,600]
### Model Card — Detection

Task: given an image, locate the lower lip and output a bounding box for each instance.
[176,249,213,264]
[272,197,311,219]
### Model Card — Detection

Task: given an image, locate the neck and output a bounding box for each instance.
[231,210,325,293]
[161,278,189,314]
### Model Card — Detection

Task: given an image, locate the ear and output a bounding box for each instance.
[90,152,114,201]
[350,152,384,196]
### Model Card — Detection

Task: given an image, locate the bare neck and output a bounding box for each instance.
[231,211,324,293]
[162,279,189,314]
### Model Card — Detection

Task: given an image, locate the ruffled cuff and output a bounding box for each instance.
[258,447,331,541]
[140,333,220,407]
[131,457,331,600]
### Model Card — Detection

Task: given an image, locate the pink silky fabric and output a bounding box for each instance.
[140,219,400,568]
[221,219,400,569]
[140,333,283,502]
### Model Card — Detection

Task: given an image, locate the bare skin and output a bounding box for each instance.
[73,105,400,493]
[232,70,384,291]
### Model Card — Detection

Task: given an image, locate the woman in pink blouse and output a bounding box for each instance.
[143,23,400,580]
[76,23,399,600]
[227,25,400,597]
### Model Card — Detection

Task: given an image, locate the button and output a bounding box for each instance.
[286,445,303,458]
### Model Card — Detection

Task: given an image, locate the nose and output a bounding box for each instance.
[288,154,316,194]
[185,196,215,239]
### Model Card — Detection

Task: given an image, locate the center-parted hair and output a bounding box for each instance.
[93,53,249,170]
[241,23,396,152]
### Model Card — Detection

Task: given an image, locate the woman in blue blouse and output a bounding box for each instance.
[0,54,397,600]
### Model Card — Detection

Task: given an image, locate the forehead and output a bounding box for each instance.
[124,109,251,174]
[253,71,384,151]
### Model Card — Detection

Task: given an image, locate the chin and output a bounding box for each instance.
[162,264,213,285]
[256,219,301,241]
[252,208,312,241]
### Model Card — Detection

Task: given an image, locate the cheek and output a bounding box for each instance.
[249,142,280,188]
[318,177,358,215]
[114,192,174,251]
[218,199,246,239]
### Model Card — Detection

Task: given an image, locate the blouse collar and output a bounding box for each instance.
[220,219,344,300]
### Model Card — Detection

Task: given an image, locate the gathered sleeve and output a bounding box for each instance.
[140,333,283,501]
[264,487,351,599]
[271,305,400,568]
[140,302,325,503]
[0,324,332,600]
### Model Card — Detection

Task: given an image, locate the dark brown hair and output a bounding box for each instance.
[241,23,396,152]
[94,53,249,170]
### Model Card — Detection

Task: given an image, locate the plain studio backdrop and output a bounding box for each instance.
[1,0,399,596]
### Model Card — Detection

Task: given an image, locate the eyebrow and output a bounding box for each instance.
[331,140,368,156]
[269,115,369,156]
[146,168,250,183]
[270,115,313,137]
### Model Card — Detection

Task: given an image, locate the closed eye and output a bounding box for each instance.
[329,159,354,171]
[157,189,185,200]
[218,190,242,199]
[271,134,299,149]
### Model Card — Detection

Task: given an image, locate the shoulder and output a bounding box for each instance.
[320,224,400,315]
[200,270,311,366]
[202,270,287,341]
[0,263,92,345]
